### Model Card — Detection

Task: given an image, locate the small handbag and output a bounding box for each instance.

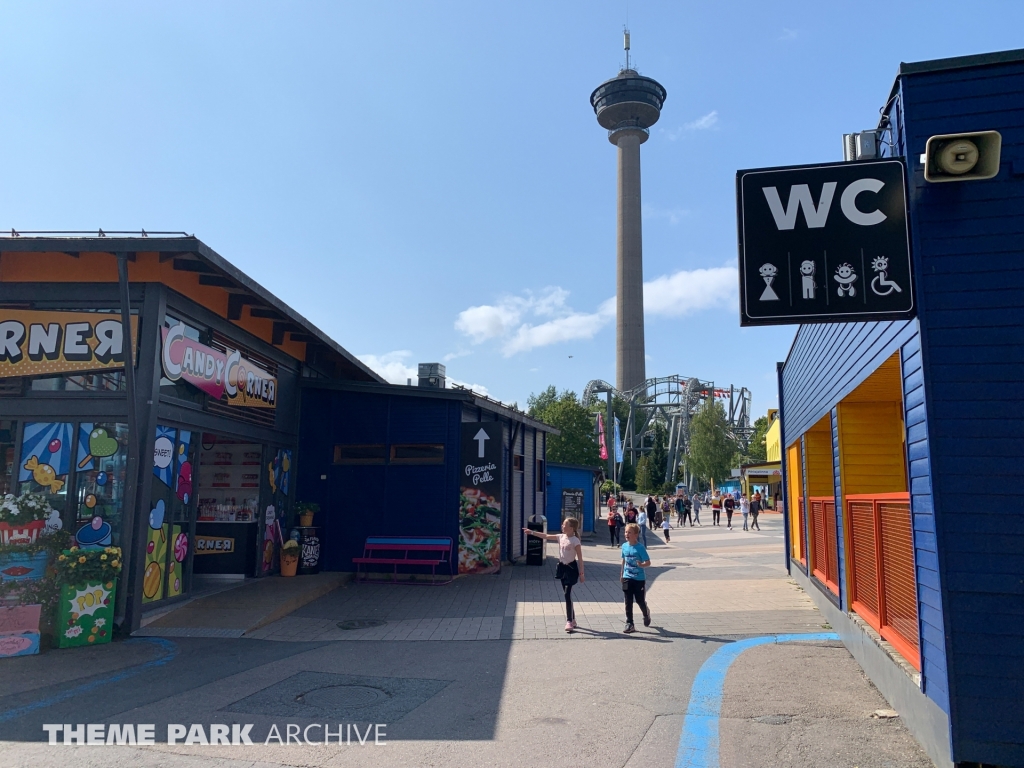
[554,561,567,580]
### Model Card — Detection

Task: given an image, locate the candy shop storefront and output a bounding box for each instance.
[0,234,381,643]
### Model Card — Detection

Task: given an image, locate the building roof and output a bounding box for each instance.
[887,47,1024,101]
[0,232,382,383]
[301,377,559,434]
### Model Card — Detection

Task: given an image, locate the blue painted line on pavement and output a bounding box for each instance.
[0,637,178,723]
[675,632,840,768]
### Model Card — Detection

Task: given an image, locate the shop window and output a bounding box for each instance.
[73,423,129,549]
[390,444,445,464]
[0,420,17,495]
[30,371,125,392]
[513,454,524,472]
[535,460,545,491]
[333,445,386,465]
[147,425,196,603]
[17,422,74,518]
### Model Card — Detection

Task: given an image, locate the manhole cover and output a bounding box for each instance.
[338,619,387,630]
[298,685,387,709]
[754,714,792,725]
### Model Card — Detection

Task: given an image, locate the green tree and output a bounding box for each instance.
[647,421,668,488]
[746,415,770,463]
[687,401,738,485]
[634,455,654,494]
[528,387,601,467]
[527,385,559,418]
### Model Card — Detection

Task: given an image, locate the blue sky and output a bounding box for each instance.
[3,1,1022,416]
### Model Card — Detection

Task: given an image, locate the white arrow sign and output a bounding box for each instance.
[473,428,490,458]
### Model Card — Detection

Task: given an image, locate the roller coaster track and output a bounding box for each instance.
[584,375,752,489]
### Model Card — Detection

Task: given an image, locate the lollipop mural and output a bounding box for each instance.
[75,515,112,550]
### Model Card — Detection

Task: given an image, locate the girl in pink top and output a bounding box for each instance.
[524,518,585,632]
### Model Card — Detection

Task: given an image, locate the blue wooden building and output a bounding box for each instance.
[545,463,603,534]
[778,49,1024,767]
[296,380,554,574]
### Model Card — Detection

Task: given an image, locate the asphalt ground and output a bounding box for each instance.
[0,511,935,767]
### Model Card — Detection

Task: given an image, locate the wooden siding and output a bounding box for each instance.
[787,443,805,563]
[782,320,948,714]
[837,401,907,495]
[803,417,833,496]
[900,59,1024,763]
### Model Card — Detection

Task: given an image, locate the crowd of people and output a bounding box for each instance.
[531,487,771,637]
[606,487,768,543]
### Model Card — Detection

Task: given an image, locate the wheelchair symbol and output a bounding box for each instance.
[870,256,902,296]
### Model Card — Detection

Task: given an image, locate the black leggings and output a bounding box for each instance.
[751,512,760,530]
[712,509,721,525]
[623,579,649,624]
[563,582,575,621]
[726,510,734,526]
[681,510,692,526]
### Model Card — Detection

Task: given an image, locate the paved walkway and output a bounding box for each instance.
[247,513,823,642]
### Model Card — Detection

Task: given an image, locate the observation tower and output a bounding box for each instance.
[590,31,666,392]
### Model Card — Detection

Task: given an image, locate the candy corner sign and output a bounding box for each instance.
[161,324,276,409]
[0,310,139,379]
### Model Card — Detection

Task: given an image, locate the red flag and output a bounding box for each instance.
[597,414,608,460]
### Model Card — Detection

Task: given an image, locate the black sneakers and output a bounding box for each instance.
[643,610,652,627]
[623,623,637,634]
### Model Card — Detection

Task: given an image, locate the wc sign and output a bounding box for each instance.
[736,159,914,326]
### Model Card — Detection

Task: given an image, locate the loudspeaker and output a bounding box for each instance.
[924,130,1002,183]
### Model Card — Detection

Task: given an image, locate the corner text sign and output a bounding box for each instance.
[737,159,914,327]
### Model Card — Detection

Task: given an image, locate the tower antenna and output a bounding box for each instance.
[624,27,631,71]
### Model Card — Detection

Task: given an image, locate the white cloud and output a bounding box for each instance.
[502,298,615,356]
[357,350,489,397]
[357,350,418,383]
[454,265,737,357]
[644,265,738,316]
[443,348,472,362]
[684,110,719,131]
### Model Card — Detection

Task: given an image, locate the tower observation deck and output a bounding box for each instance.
[591,57,666,393]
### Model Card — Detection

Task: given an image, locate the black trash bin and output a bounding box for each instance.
[296,526,321,575]
[526,514,546,566]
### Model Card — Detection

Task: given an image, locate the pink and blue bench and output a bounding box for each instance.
[351,536,454,585]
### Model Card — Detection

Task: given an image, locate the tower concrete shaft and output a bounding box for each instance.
[591,66,667,394]
[614,128,646,392]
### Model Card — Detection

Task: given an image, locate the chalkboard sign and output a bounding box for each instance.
[561,488,585,522]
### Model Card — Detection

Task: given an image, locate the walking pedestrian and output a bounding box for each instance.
[661,516,671,542]
[681,495,693,527]
[750,492,762,531]
[614,508,625,546]
[711,492,722,526]
[675,494,684,526]
[636,505,649,546]
[692,494,702,526]
[523,518,585,633]
[620,523,651,634]
[724,493,736,530]
[740,494,750,531]
[646,495,658,526]
[625,502,638,525]
[607,504,618,546]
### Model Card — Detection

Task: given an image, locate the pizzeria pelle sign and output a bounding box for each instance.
[161,323,276,409]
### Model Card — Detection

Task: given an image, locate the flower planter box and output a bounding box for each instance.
[0,520,46,546]
[56,579,116,648]
[0,604,42,658]
[0,550,50,583]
